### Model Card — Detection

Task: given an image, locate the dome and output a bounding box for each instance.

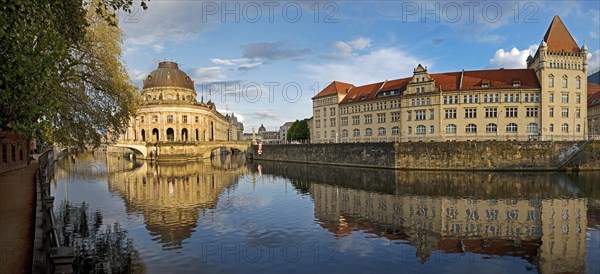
[142,61,195,91]
[258,124,266,132]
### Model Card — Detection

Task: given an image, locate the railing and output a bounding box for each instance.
[32,148,74,274]
[557,139,594,169]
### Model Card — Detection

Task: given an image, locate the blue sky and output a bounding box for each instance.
[119,1,600,132]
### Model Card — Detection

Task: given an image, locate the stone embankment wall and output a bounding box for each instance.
[248,141,600,171]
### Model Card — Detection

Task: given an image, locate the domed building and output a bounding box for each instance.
[116,61,244,158]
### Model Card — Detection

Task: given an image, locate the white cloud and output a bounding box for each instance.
[303,47,429,85]
[488,44,538,69]
[129,69,147,81]
[210,58,263,71]
[347,37,371,50]
[192,67,226,83]
[151,44,165,53]
[589,49,600,74]
[591,32,600,39]
[330,37,372,58]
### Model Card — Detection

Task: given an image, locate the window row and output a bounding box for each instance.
[548,74,581,89]
[444,123,539,133]
[337,127,400,137]
[142,115,200,123]
[443,93,540,104]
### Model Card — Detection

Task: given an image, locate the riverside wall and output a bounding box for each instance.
[248,141,600,171]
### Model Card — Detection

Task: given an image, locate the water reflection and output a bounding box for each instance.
[107,154,248,250]
[251,161,598,274]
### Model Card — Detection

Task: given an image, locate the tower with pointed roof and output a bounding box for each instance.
[528,15,588,140]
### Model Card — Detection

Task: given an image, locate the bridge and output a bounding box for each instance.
[109,141,252,159]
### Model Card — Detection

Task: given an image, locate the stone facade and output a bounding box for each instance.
[311,16,588,143]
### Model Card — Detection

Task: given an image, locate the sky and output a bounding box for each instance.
[118,0,600,132]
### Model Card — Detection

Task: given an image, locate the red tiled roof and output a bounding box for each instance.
[333,68,540,105]
[588,90,600,107]
[588,83,600,95]
[312,81,354,99]
[543,15,580,54]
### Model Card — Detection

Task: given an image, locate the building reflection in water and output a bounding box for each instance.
[107,154,248,250]
[250,161,598,274]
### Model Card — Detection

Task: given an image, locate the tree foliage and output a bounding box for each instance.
[287,119,310,142]
[0,0,147,148]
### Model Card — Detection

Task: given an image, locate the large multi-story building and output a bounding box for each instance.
[311,16,589,143]
[118,61,240,143]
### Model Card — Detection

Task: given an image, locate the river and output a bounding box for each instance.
[51,151,600,273]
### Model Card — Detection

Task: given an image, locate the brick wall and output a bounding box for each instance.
[0,132,31,173]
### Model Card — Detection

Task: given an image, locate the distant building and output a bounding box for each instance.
[257,124,280,144]
[279,122,295,143]
[311,16,589,142]
[588,83,600,138]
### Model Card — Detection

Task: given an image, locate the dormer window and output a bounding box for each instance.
[512,80,521,87]
[481,80,489,88]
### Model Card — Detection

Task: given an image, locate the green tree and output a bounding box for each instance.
[287,119,310,142]
[0,0,147,148]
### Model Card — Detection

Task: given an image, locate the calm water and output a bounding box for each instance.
[51,152,600,274]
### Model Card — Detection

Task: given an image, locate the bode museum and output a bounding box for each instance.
[112,61,245,160]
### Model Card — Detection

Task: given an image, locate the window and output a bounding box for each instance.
[140,116,145,123]
[445,109,457,119]
[576,108,580,118]
[429,109,435,120]
[446,124,457,133]
[576,94,581,104]
[562,108,569,118]
[576,78,581,89]
[505,107,518,118]
[2,144,6,162]
[562,94,569,103]
[407,111,412,121]
[466,124,477,133]
[549,124,554,132]
[527,123,538,132]
[549,108,554,118]
[562,123,569,132]
[365,128,373,136]
[549,93,554,103]
[430,126,435,134]
[465,108,477,118]
[323,119,327,128]
[316,120,321,128]
[315,110,321,118]
[378,127,386,136]
[549,76,554,87]
[342,129,348,137]
[330,107,336,116]
[526,107,538,117]
[182,115,188,123]
[341,117,348,126]
[167,115,174,123]
[324,131,327,138]
[485,108,497,118]
[416,125,426,134]
[391,112,400,122]
[392,126,399,135]
[331,130,336,138]
[377,113,386,123]
[506,123,518,132]
[352,116,360,125]
[353,129,360,137]
[152,115,158,122]
[330,118,336,127]
[562,77,568,88]
[316,131,320,139]
[195,116,199,123]
[486,123,497,133]
[576,124,581,132]
[415,110,426,120]
[408,127,413,134]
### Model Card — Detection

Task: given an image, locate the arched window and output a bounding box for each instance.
[365,128,373,136]
[152,128,160,141]
[576,77,581,89]
[486,123,497,132]
[527,123,538,132]
[391,126,399,135]
[408,127,413,134]
[167,128,175,141]
[548,74,554,87]
[331,130,336,138]
[378,127,386,136]
[466,124,477,133]
[416,125,426,134]
[316,131,321,138]
[430,126,435,134]
[506,123,518,132]
[562,123,569,132]
[353,129,360,137]
[446,124,457,133]
[141,129,146,142]
[341,129,348,137]
[562,75,568,88]
[549,124,554,132]
[576,124,581,132]
[181,128,188,141]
